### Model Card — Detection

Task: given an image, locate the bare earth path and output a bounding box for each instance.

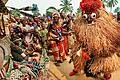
[50,55,120,80]
[57,56,95,80]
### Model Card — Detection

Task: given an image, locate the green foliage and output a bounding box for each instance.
[46,6,58,16]
[76,8,82,15]
[102,0,118,11]
[11,9,21,17]
[32,4,40,16]
[114,7,120,13]
[60,0,73,14]
[46,7,58,13]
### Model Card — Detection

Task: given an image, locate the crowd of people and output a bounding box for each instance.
[0,11,75,79]
[8,12,74,64]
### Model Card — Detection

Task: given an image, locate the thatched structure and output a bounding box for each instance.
[0,0,9,14]
[0,0,9,38]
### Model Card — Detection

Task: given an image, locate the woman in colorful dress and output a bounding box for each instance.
[48,12,66,66]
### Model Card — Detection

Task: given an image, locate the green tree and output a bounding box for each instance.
[32,4,40,16]
[11,9,21,17]
[114,7,120,13]
[18,4,40,16]
[59,0,73,14]
[46,6,58,16]
[102,0,118,11]
[76,8,82,15]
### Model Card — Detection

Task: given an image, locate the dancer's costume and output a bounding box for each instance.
[70,0,120,79]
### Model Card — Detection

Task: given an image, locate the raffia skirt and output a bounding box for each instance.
[89,54,120,75]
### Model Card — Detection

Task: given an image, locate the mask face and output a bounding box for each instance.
[82,12,99,24]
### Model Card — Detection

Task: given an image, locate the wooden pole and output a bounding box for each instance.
[2,13,6,36]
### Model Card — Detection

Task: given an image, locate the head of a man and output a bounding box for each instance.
[52,12,60,24]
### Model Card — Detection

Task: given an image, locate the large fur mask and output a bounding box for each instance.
[73,0,120,57]
[80,0,102,24]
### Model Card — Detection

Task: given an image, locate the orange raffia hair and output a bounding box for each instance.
[80,0,102,13]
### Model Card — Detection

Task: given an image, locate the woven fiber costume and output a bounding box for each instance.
[72,0,120,79]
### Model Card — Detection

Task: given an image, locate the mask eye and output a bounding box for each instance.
[82,14,88,19]
[91,13,96,19]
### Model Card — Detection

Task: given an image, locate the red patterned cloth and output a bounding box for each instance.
[0,68,6,79]
[50,41,59,60]
[49,27,66,61]
[63,36,69,54]
[58,40,66,60]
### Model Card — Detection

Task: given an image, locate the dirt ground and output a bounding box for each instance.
[50,55,120,80]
